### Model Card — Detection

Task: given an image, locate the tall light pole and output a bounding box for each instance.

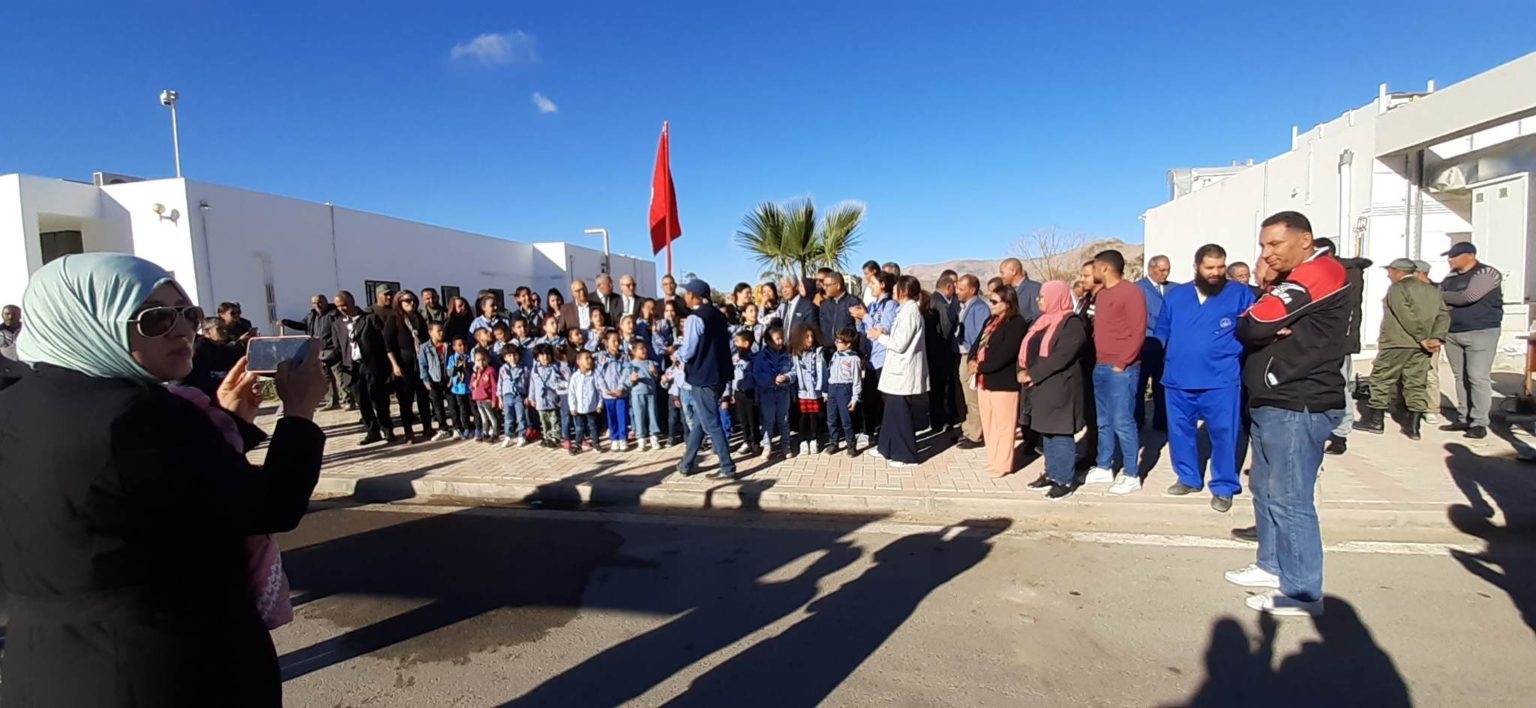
[160,89,182,178]
[583,228,610,275]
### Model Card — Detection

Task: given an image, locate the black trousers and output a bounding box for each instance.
[877,392,920,463]
[1134,338,1167,431]
[329,361,356,406]
[927,351,956,429]
[426,381,456,432]
[395,371,435,436]
[734,390,761,450]
[451,393,477,434]
[353,364,396,437]
[857,368,885,438]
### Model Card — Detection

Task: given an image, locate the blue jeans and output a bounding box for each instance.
[571,411,600,446]
[827,384,855,446]
[759,388,792,452]
[632,391,658,439]
[682,383,736,475]
[502,396,530,439]
[1042,434,1077,485]
[1092,364,1141,474]
[605,397,630,442]
[1250,406,1341,603]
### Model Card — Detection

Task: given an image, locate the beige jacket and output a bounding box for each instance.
[876,300,928,396]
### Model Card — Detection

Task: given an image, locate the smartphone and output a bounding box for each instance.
[247,336,313,374]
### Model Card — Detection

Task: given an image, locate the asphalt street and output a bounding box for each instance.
[256,503,1536,707]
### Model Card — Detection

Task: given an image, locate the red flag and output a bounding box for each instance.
[648,122,681,256]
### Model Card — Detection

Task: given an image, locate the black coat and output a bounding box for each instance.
[973,314,1027,392]
[0,364,325,707]
[1020,315,1089,436]
[785,296,820,335]
[382,311,427,374]
[818,293,860,348]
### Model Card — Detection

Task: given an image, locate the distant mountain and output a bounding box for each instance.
[904,238,1145,286]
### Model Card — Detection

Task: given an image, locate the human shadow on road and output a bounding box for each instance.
[277,505,893,685]
[1173,598,1411,707]
[1444,442,1536,638]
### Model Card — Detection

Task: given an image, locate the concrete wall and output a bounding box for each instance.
[0,175,28,309]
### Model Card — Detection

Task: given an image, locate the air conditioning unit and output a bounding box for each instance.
[93,171,146,186]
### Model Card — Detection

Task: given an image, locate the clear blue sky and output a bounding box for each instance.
[4,1,1534,286]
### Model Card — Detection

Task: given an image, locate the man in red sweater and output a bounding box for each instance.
[1083,250,1147,495]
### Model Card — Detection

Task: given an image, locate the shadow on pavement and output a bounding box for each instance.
[1444,442,1536,638]
[1172,598,1411,707]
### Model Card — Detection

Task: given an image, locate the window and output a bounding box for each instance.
[440,285,461,302]
[364,280,402,303]
[40,230,83,265]
[478,288,506,311]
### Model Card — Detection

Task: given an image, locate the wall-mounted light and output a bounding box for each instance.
[152,203,181,224]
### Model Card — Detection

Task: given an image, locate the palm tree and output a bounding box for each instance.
[735,198,865,280]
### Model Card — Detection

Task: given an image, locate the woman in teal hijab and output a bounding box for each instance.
[0,253,328,707]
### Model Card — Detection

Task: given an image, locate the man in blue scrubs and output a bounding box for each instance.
[1153,244,1256,512]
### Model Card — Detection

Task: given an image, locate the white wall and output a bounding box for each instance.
[101,179,199,301]
[0,175,29,309]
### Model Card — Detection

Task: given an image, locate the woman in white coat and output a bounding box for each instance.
[867,274,928,467]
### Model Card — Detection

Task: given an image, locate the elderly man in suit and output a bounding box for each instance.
[1135,254,1175,431]
[783,277,820,333]
[610,273,644,324]
[593,274,623,321]
[560,279,602,334]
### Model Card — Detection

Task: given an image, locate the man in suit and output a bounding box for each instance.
[1000,258,1042,323]
[560,279,601,333]
[784,277,820,333]
[594,274,623,322]
[818,271,860,352]
[660,274,688,317]
[610,274,644,324]
[928,274,962,432]
[1135,254,1175,431]
[282,294,342,408]
[331,289,397,444]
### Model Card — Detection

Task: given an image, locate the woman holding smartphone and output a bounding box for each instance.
[0,253,327,706]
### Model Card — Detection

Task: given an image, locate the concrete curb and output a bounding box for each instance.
[312,474,1470,532]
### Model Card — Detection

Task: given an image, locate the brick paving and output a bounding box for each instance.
[250,401,1536,529]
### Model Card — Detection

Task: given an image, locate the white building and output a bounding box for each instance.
[0,174,657,331]
[1143,52,1536,352]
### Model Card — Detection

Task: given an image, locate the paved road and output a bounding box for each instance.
[272,503,1536,707]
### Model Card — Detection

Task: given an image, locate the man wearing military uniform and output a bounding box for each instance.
[1353,259,1449,440]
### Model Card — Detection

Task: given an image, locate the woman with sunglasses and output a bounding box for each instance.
[966,283,1027,477]
[0,253,326,706]
[384,290,441,443]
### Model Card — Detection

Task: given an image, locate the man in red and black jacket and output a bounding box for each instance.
[1223,211,1348,619]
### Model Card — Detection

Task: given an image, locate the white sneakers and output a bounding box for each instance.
[1224,564,1281,589]
[810,441,821,455]
[737,442,755,454]
[500,438,515,449]
[1245,590,1324,617]
[1108,475,1142,495]
[515,437,528,448]
[616,439,629,452]
[432,430,454,442]
[1084,467,1115,485]
[887,460,911,469]
[649,436,661,451]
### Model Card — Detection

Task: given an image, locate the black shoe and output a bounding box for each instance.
[384,434,400,446]
[706,470,737,481]
[1465,426,1488,440]
[358,433,383,446]
[346,403,358,412]
[676,465,700,476]
[956,438,983,450]
[1166,482,1199,496]
[1439,421,1469,432]
[1211,496,1233,513]
[1046,483,1077,501]
[1231,526,1258,542]
[1352,408,1385,434]
[1324,435,1347,456]
[1404,413,1422,441]
[1026,474,1052,491]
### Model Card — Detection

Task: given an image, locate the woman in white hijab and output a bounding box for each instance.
[0,253,327,707]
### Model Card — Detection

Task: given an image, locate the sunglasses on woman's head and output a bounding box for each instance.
[129,305,204,338]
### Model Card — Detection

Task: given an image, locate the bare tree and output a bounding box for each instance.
[1009,227,1087,282]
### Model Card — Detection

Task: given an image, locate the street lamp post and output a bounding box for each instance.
[583,228,610,275]
[160,89,182,178]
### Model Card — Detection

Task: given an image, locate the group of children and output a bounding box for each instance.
[414,298,871,459]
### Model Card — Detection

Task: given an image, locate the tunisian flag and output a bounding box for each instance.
[648,122,681,256]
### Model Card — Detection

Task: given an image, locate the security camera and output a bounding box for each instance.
[160,90,179,106]
[152,203,166,215]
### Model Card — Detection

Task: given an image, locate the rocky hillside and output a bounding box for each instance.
[904,239,1145,286]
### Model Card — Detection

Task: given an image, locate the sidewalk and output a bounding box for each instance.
[254,402,1536,539]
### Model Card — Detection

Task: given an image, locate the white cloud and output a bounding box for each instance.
[450,31,537,65]
[531,92,558,114]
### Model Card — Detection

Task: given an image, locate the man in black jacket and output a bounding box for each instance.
[928,275,961,431]
[818,272,860,351]
[1313,237,1372,455]
[1226,211,1348,618]
[333,288,397,444]
[283,294,343,408]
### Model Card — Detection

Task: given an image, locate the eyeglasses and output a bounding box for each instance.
[128,305,204,338]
